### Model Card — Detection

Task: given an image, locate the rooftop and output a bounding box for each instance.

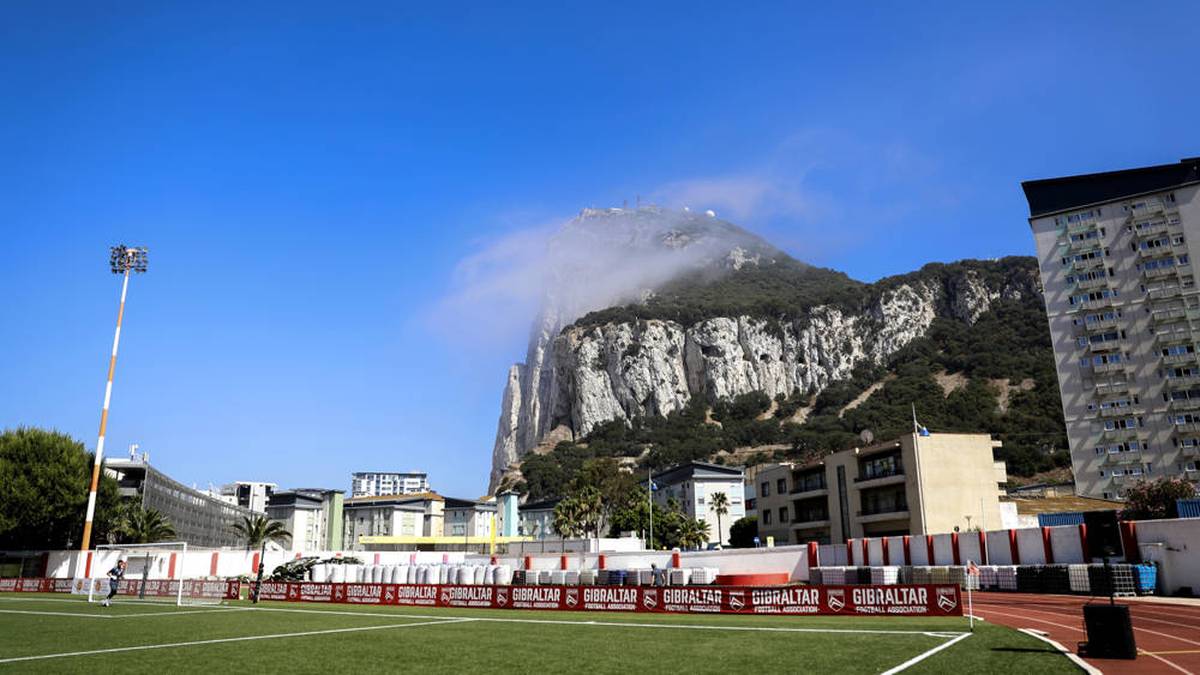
[1022,157,1200,219]
[344,491,444,505]
[1006,495,1122,515]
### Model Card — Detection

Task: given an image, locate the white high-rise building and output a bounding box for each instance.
[350,471,430,498]
[1024,157,1200,499]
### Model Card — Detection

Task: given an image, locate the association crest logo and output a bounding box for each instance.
[334,585,346,601]
[440,589,452,605]
[565,588,579,608]
[496,589,509,607]
[642,590,658,609]
[936,587,957,612]
[728,592,745,611]
[288,585,300,600]
[826,589,845,612]
[384,587,395,603]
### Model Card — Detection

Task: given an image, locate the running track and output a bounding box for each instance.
[971,592,1200,674]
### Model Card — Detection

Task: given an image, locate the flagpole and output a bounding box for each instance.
[647,467,653,551]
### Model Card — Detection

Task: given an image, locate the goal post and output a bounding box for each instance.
[88,542,223,606]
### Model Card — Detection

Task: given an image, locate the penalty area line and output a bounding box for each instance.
[0,617,476,665]
[880,632,971,675]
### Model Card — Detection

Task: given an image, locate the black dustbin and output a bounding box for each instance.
[1081,604,1137,659]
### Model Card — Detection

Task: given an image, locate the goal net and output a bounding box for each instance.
[87,542,226,606]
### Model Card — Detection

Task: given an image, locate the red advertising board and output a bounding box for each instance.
[5,578,961,616]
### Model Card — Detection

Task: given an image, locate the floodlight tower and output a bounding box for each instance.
[80,245,148,553]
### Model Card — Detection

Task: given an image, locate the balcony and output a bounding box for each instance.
[1133,221,1172,238]
[1138,244,1181,259]
[1079,318,1120,333]
[790,516,831,529]
[1097,406,1137,418]
[1150,307,1189,323]
[1143,265,1184,279]
[1154,326,1195,345]
[1093,379,1130,395]
[1179,446,1200,459]
[1128,201,1167,219]
[1185,469,1200,481]
[1165,375,1200,389]
[853,470,905,488]
[1103,452,1143,466]
[1060,218,1099,235]
[1091,362,1128,375]
[789,484,828,499]
[1169,398,1200,412]
[1100,428,1139,441]
[1073,276,1110,291]
[1147,286,1184,301]
[1074,296,1118,311]
[855,508,911,524]
[1162,352,1199,365]
[1086,340,1125,354]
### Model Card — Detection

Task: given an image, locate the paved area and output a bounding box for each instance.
[972,591,1200,674]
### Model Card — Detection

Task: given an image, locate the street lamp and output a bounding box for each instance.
[80,246,149,556]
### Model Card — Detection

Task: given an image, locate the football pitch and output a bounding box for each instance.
[0,593,1076,673]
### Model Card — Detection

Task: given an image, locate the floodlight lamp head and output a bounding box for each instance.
[109,245,149,274]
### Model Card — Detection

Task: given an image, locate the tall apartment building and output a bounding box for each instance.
[350,471,429,497]
[753,433,1007,545]
[1024,158,1200,499]
[220,481,276,513]
[265,488,344,552]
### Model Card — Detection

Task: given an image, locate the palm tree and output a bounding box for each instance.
[710,492,730,547]
[231,515,291,551]
[552,497,585,552]
[679,518,710,550]
[114,505,177,544]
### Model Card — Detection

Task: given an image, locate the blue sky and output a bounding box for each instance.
[2,2,1197,499]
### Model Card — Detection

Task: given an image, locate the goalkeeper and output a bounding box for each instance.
[101,559,127,607]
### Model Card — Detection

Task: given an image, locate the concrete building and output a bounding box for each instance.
[496,490,520,537]
[265,488,344,552]
[443,498,496,540]
[649,462,746,546]
[1023,158,1200,499]
[753,433,1007,545]
[517,497,561,539]
[342,492,444,549]
[104,457,258,548]
[220,481,276,513]
[350,471,430,498]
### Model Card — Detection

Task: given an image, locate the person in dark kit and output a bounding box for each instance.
[101,559,127,607]
[651,563,666,587]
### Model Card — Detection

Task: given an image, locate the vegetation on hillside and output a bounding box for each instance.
[516,257,1069,503]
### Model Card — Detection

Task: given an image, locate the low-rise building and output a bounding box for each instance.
[266,488,344,552]
[649,462,746,546]
[342,492,444,549]
[444,498,496,540]
[220,481,276,513]
[517,497,562,539]
[755,433,1008,545]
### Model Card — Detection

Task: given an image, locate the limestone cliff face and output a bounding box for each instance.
[489,264,1039,489]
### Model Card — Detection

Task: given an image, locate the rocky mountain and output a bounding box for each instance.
[489,207,1061,492]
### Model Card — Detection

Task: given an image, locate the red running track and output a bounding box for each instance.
[970,592,1200,674]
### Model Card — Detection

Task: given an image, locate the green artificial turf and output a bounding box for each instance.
[0,593,1076,674]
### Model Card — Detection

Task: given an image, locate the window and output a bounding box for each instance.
[777,478,787,494]
[762,509,772,525]
[778,506,788,523]
[760,482,770,497]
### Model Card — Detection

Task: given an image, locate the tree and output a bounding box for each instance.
[231,515,292,551]
[728,515,758,548]
[113,505,177,544]
[0,427,121,549]
[552,497,585,551]
[710,492,730,546]
[678,518,710,550]
[1121,478,1197,520]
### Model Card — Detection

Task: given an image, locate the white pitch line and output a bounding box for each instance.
[0,609,111,620]
[879,632,972,675]
[0,617,475,665]
[240,605,965,636]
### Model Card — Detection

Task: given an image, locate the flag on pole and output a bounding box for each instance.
[911,404,931,437]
